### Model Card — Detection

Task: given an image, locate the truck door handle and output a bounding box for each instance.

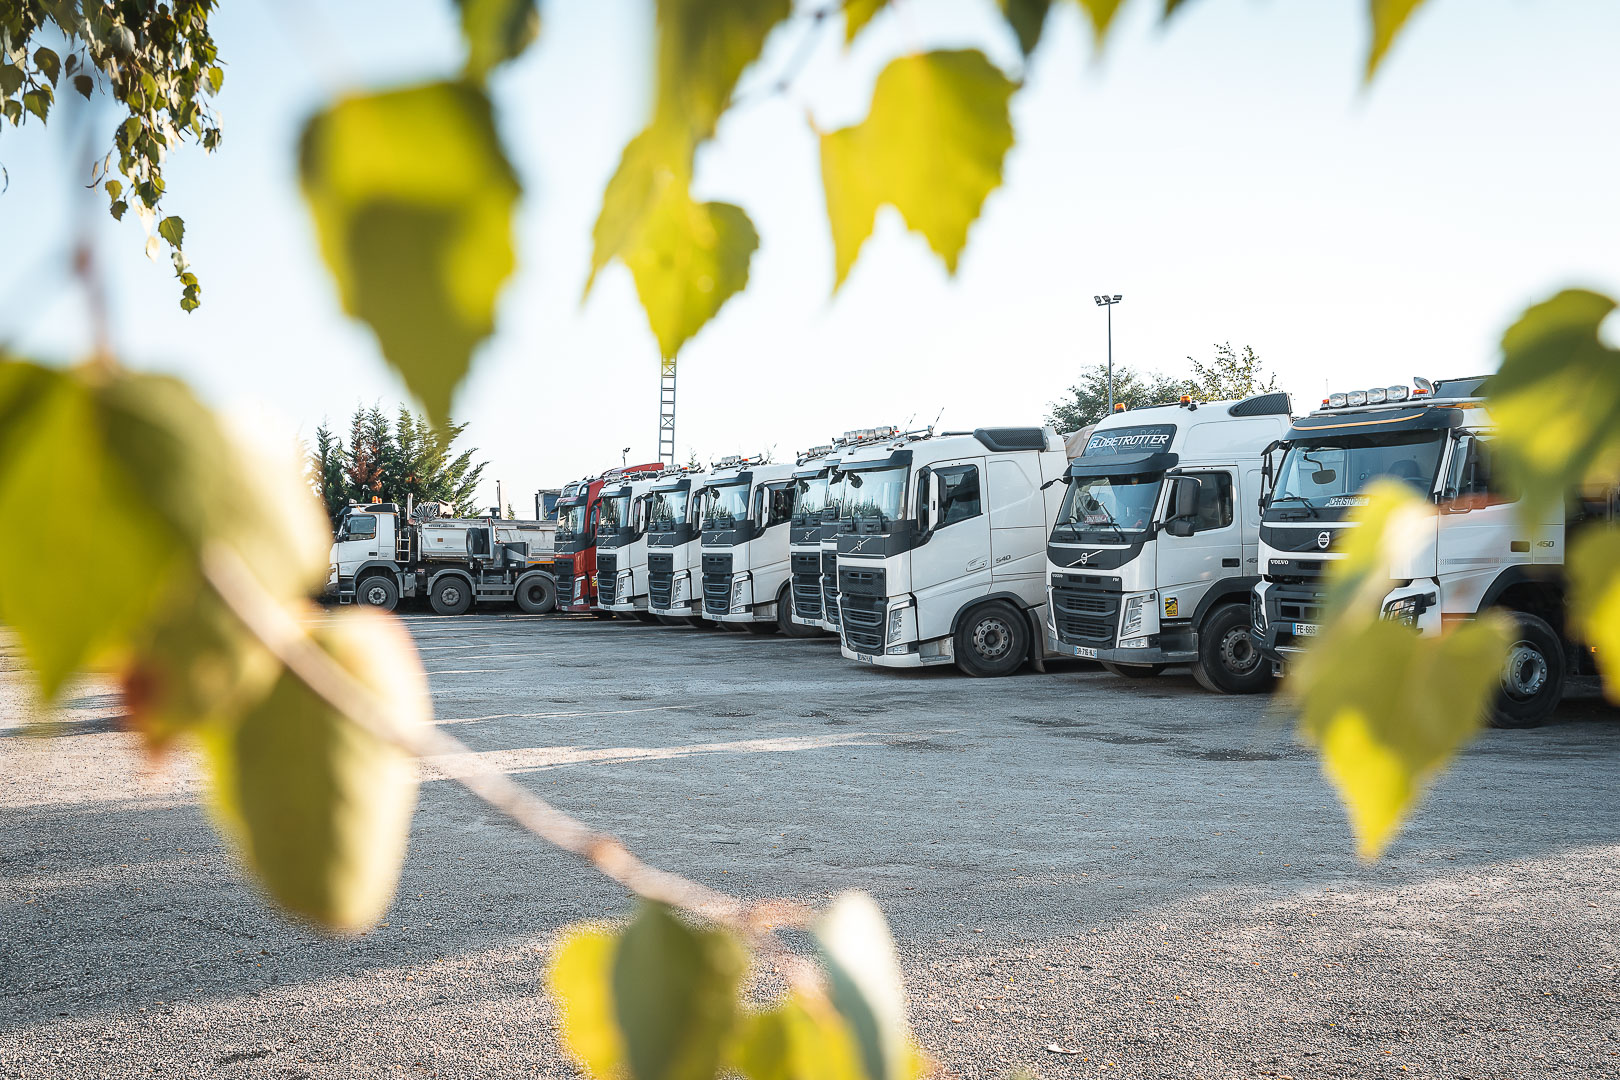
[1221,558,1240,568]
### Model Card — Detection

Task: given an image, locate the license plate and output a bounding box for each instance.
[1073,646,1098,659]
[1293,622,1320,637]
[855,652,873,663]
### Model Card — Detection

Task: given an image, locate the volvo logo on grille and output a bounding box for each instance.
[1316,531,1331,550]
[1078,550,1096,565]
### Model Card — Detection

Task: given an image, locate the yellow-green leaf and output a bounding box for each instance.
[1000,0,1053,57]
[1076,0,1128,47]
[1568,527,1620,702]
[299,81,520,428]
[549,927,626,1079]
[157,215,184,249]
[814,892,912,1080]
[730,993,867,1080]
[587,126,686,293]
[1366,0,1432,80]
[202,609,424,933]
[612,902,746,1080]
[819,50,1016,290]
[652,0,791,146]
[844,0,890,45]
[1292,615,1511,859]
[1487,289,1620,519]
[458,0,540,81]
[624,180,758,361]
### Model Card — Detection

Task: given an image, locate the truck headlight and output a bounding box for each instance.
[732,573,749,611]
[1252,591,1266,632]
[673,572,689,602]
[1121,595,1148,636]
[1382,593,1434,627]
[887,606,905,644]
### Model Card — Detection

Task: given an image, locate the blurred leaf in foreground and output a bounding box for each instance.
[1568,527,1620,702]
[731,991,868,1080]
[550,927,627,1079]
[300,81,521,428]
[203,609,425,933]
[1288,482,1511,858]
[814,892,914,1080]
[458,0,540,81]
[613,902,746,1080]
[820,50,1016,289]
[1366,0,1433,80]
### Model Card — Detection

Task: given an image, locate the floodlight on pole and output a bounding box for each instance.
[1094,293,1123,412]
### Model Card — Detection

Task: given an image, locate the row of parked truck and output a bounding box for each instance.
[325,376,1610,727]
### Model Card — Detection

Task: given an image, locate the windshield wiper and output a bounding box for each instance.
[1268,494,1320,519]
[1077,508,1128,543]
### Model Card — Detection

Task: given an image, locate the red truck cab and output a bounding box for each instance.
[553,463,663,612]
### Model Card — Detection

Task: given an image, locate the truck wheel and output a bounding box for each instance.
[954,601,1028,678]
[1490,612,1564,728]
[430,577,472,616]
[1192,604,1271,694]
[778,585,820,637]
[1101,662,1165,678]
[514,576,556,614]
[357,574,399,613]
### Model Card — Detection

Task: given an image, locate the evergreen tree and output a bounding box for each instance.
[343,405,384,503]
[310,424,349,520]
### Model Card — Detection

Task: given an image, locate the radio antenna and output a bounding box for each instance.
[932,406,945,429]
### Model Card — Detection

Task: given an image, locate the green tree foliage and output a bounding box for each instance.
[1186,342,1277,400]
[1,0,224,310]
[314,406,488,518]
[1046,363,1189,431]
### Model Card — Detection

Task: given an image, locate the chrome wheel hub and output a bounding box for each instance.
[1501,640,1548,700]
[973,617,1012,660]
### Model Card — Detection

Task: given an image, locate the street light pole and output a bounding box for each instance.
[1093,293,1123,413]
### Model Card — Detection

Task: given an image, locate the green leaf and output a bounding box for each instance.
[549,928,627,1079]
[206,66,224,94]
[1487,289,1620,519]
[652,0,790,146]
[587,126,686,293]
[458,0,540,81]
[158,215,185,249]
[22,86,49,122]
[110,199,128,221]
[999,0,1053,57]
[33,46,59,86]
[819,50,1016,289]
[201,609,423,933]
[814,892,912,1080]
[1076,0,1128,46]
[72,72,92,99]
[612,902,746,1080]
[1163,0,1198,16]
[1568,528,1620,703]
[4,98,22,125]
[299,80,520,428]
[1366,0,1432,80]
[1286,483,1512,858]
[844,0,890,45]
[105,178,122,199]
[0,63,22,97]
[730,993,867,1080]
[623,179,758,361]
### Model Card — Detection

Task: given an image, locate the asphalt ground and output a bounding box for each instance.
[3,612,1617,1079]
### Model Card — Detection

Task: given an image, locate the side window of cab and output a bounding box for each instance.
[937,465,982,527]
[346,514,377,540]
[1183,472,1234,531]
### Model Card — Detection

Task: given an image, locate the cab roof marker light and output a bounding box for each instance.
[1412,376,1434,396]
[1114,403,1126,412]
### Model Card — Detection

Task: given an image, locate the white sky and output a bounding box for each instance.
[4,0,1618,515]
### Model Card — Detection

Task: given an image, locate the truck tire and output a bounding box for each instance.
[954,600,1028,678]
[1490,611,1565,728]
[430,576,472,616]
[514,575,556,614]
[1192,604,1271,694]
[1102,661,1165,678]
[778,584,820,637]
[356,574,399,613]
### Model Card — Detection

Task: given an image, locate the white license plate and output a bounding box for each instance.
[1074,646,1098,659]
[856,652,873,663]
[1293,622,1320,637]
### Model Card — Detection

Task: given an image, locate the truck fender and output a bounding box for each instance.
[353,560,405,587]
[515,567,557,588]
[949,591,1043,663]
[1478,565,1560,613]
[427,567,475,594]
[1190,576,1260,631]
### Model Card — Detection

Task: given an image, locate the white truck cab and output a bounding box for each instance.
[834,426,1074,676]
[1044,393,1293,692]
[787,445,839,632]
[595,472,673,619]
[696,456,800,633]
[644,467,705,624]
[1252,375,1608,728]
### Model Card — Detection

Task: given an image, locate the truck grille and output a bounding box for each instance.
[1267,584,1328,648]
[648,552,673,609]
[821,550,840,628]
[555,558,575,606]
[841,593,886,653]
[791,552,822,620]
[1051,573,1121,648]
[597,552,618,605]
[702,553,733,616]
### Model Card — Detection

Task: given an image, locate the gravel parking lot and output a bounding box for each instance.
[3,612,1618,1079]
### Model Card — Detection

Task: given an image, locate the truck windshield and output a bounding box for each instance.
[845,465,908,527]
[598,493,630,533]
[1055,473,1161,536]
[1271,431,1445,515]
[556,503,587,540]
[699,480,750,528]
[793,475,830,525]
[823,472,848,522]
[648,487,688,529]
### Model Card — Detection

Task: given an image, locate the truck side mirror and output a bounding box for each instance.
[1173,476,1201,519]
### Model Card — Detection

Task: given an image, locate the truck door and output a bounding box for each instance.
[337,512,379,577]
[911,457,991,642]
[1157,468,1239,617]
